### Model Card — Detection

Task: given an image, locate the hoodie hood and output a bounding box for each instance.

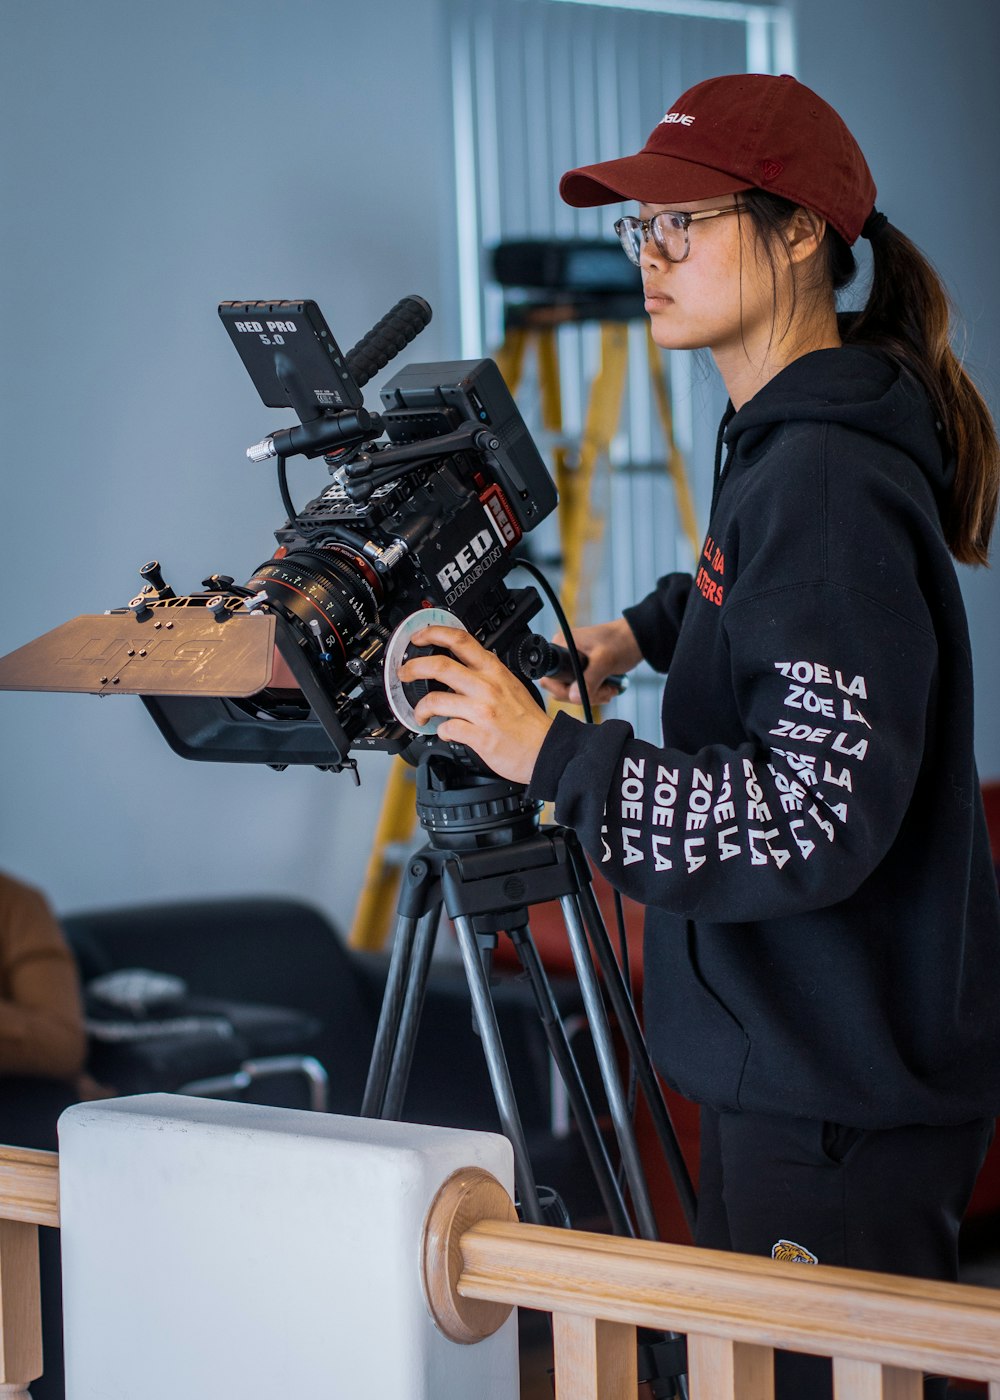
[723,344,952,496]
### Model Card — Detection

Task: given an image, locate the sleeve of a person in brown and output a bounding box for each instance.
[0,871,87,1081]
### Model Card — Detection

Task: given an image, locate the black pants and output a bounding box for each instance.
[695,1107,994,1400]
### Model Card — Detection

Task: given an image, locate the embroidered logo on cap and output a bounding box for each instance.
[760,159,785,182]
[660,111,695,127]
[772,1239,819,1264]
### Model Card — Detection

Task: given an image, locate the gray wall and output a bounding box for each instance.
[2,0,998,926]
[792,0,1000,779]
[0,0,459,923]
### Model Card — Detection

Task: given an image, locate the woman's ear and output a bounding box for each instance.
[787,207,828,264]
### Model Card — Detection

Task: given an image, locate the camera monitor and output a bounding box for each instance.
[218,299,364,417]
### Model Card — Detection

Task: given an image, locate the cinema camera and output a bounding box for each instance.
[1,295,571,784]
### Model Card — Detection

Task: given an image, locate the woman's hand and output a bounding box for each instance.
[539,618,643,706]
[397,625,553,785]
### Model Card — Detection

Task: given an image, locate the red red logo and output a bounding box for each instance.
[760,159,784,182]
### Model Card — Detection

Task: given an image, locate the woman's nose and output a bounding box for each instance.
[639,234,665,271]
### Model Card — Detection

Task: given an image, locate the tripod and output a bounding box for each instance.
[360,756,697,1395]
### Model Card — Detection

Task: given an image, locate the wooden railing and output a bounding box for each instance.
[0,1146,58,1397]
[423,1168,1000,1400]
[5,1148,1000,1399]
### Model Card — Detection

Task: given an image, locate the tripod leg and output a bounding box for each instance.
[559,894,660,1241]
[361,911,421,1118]
[450,910,545,1227]
[508,923,634,1237]
[572,884,694,1399]
[381,904,441,1121]
[576,878,698,1235]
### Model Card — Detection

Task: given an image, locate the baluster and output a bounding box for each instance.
[687,1334,773,1400]
[832,1358,923,1399]
[0,1218,43,1397]
[552,1314,637,1400]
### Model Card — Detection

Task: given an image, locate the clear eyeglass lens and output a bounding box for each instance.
[615,213,689,265]
[652,211,689,261]
[615,219,643,265]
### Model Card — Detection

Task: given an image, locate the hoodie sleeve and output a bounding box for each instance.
[622,572,693,672]
[528,580,937,922]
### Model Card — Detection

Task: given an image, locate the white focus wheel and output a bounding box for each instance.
[383,608,468,734]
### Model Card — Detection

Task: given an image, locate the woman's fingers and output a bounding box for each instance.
[410,688,483,727]
[399,626,505,723]
[538,660,618,706]
[394,622,552,784]
[400,650,491,698]
[408,625,492,667]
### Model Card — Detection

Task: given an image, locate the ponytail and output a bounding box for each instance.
[844,222,1000,566]
[743,190,1000,567]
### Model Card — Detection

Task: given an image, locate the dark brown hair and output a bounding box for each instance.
[741,189,1000,567]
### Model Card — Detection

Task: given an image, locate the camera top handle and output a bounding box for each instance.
[343,294,432,390]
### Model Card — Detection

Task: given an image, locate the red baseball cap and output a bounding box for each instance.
[559,73,877,245]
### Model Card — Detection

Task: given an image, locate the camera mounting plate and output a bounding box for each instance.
[0,610,278,697]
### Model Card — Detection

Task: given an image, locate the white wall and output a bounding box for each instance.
[0,0,460,923]
[790,0,1000,778]
[2,0,998,929]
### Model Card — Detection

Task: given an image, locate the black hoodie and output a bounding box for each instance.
[528,344,1000,1128]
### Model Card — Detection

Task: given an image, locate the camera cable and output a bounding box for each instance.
[511,556,640,1145]
[275,456,300,535]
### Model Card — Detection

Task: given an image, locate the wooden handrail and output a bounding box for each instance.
[0,1146,56,1395]
[457,1220,1000,1379]
[0,1147,59,1229]
[424,1169,1000,1397]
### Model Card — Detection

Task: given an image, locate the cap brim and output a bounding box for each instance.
[560,152,753,208]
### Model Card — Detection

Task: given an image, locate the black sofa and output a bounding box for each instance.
[60,894,603,1202]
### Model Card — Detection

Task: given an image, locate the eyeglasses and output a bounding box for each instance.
[614,204,741,266]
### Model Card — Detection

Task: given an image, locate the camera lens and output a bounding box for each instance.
[247,545,383,676]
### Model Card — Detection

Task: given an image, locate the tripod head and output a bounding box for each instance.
[413,753,541,853]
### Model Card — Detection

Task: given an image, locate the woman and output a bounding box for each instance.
[399,72,1000,1392]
